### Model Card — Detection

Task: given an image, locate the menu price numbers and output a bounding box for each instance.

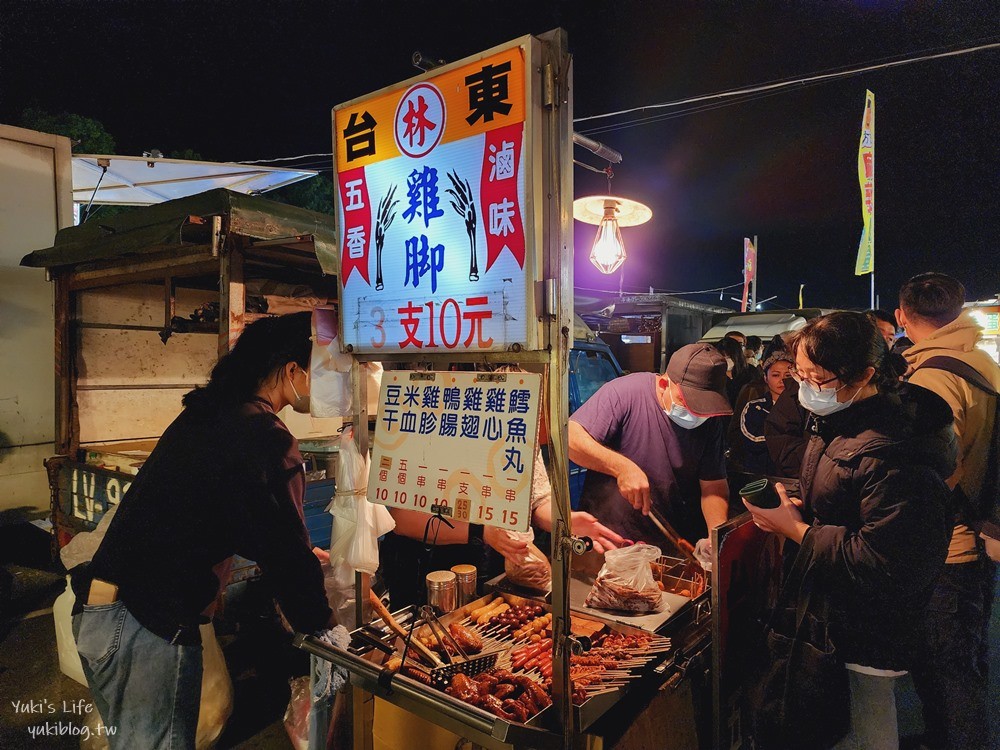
[477,505,519,528]
[374,486,446,511]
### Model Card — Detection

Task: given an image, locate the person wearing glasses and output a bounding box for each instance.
[743,311,956,750]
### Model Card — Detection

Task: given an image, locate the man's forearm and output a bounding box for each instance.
[701,495,728,530]
[389,507,469,544]
[568,420,631,477]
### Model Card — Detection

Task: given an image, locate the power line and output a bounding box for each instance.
[232,39,1000,170]
[578,86,808,137]
[577,282,744,297]
[574,40,1000,125]
[237,152,333,164]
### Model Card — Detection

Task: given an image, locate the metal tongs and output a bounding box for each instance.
[648,509,700,566]
[420,605,469,665]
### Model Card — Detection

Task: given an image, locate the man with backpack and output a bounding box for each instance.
[897,272,1000,750]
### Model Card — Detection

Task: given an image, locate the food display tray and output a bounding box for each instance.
[322,591,674,734]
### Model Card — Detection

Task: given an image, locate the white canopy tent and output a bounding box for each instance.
[72,154,317,207]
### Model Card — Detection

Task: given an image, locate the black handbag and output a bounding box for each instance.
[748,546,850,750]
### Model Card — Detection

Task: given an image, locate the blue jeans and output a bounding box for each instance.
[909,557,995,750]
[73,602,203,750]
[832,670,901,750]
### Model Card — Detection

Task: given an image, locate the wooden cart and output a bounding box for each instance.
[20,188,342,552]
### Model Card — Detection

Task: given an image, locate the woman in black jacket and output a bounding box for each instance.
[72,313,336,750]
[716,335,756,407]
[743,312,955,750]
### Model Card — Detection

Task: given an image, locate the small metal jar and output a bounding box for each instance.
[425,570,458,614]
[450,564,478,607]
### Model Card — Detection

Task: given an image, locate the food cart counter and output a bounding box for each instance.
[298,548,713,750]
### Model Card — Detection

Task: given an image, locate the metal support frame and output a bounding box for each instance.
[538,28,576,750]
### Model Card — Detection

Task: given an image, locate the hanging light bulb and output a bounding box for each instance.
[573,193,652,275]
[590,200,627,274]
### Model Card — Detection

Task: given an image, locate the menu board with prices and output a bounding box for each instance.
[368,370,541,532]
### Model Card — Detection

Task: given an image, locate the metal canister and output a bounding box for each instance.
[425,570,458,614]
[450,564,477,607]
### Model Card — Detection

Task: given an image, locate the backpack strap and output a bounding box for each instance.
[915,355,1000,537]
[915,356,999,398]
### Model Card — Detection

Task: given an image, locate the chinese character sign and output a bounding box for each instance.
[334,45,534,353]
[855,90,874,276]
[368,371,540,532]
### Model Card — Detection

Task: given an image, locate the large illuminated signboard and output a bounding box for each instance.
[334,42,536,354]
[368,371,540,531]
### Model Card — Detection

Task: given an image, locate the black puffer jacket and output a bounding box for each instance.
[797,383,956,670]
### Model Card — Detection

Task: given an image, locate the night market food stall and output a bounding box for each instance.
[291,28,780,750]
[20,27,781,750]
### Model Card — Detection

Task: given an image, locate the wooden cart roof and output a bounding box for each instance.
[20,188,338,275]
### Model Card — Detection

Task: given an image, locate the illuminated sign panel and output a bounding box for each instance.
[368,371,540,531]
[334,44,536,353]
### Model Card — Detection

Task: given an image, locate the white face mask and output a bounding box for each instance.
[725,357,735,373]
[665,402,708,430]
[796,380,862,417]
[288,374,310,414]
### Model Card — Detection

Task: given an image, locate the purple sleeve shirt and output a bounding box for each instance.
[570,372,726,545]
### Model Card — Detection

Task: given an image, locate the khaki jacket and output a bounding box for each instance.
[904,310,1000,562]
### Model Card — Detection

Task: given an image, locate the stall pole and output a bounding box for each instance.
[660,305,669,373]
[350,360,373,750]
[218,241,245,358]
[539,28,576,750]
[54,274,73,456]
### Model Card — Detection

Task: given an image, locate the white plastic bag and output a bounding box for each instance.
[346,497,380,575]
[503,529,551,592]
[60,502,119,570]
[197,622,234,748]
[334,426,368,498]
[337,427,394,575]
[364,361,384,417]
[585,544,663,613]
[284,676,311,750]
[327,494,357,564]
[323,558,357,630]
[310,306,354,418]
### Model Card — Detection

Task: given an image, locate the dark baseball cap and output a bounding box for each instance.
[665,343,732,417]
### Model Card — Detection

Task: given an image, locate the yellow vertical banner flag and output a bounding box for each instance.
[855,90,875,275]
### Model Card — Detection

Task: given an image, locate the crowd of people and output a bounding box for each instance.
[718,273,998,750]
[566,271,998,750]
[67,272,998,750]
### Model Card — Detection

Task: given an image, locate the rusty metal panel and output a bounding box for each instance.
[78,388,187,444]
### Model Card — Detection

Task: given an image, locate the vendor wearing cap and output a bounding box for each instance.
[568,343,732,548]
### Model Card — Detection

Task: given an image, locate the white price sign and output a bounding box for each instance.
[369,370,540,531]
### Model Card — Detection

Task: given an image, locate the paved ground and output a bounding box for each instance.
[2,522,998,749]
[0,523,297,750]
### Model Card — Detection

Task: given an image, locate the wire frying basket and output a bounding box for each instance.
[651,554,708,599]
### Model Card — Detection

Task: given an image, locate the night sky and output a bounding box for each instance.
[2,0,998,310]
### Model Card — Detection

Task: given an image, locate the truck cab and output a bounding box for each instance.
[699,309,835,344]
[567,316,624,506]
